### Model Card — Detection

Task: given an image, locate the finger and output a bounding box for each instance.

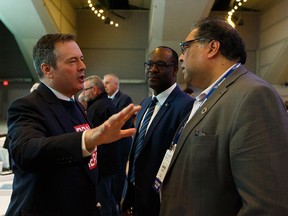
[120,128,137,138]
[122,105,141,122]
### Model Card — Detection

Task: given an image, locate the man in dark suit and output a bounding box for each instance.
[103,73,134,211]
[5,33,140,216]
[122,46,194,216]
[160,17,288,216]
[83,75,121,216]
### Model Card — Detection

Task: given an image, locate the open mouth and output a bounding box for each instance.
[78,75,85,82]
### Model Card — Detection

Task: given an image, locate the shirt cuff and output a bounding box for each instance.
[81,130,96,157]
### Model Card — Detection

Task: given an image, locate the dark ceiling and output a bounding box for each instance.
[99,0,233,11]
[84,0,234,11]
[212,0,232,11]
[99,0,129,10]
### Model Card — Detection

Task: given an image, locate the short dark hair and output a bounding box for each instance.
[193,17,247,64]
[157,46,179,66]
[32,33,76,78]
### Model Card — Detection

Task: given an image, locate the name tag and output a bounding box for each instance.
[73,123,97,170]
[74,123,91,132]
[153,148,175,193]
[88,150,97,170]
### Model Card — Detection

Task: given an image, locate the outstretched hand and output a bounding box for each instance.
[85,104,141,150]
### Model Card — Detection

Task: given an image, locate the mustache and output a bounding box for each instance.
[147,74,160,79]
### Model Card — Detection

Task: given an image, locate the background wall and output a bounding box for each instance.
[1,0,288,120]
[77,9,150,105]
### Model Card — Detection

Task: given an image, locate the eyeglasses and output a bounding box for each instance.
[179,38,207,54]
[144,61,177,70]
[82,86,93,92]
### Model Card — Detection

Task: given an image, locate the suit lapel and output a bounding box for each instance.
[168,66,248,170]
[134,98,151,132]
[38,83,92,132]
[130,98,150,160]
[38,83,97,183]
[144,87,180,139]
[112,91,121,107]
[137,86,180,154]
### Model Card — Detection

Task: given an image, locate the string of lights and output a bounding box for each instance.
[226,0,248,28]
[87,0,119,27]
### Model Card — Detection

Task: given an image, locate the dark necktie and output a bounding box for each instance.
[60,99,86,125]
[130,97,158,183]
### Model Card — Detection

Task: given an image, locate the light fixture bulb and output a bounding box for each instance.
[227,18,236,28]
[88,1,120,28]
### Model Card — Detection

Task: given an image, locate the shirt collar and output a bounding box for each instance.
[108,89,119,99]
[44,84,74,101]
[153,83,177,106]
[196,63,238,101]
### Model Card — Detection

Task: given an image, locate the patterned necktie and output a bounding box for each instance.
[130,97,158,183]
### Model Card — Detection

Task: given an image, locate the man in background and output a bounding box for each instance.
[78,90,88,109]
[103,74,134,211]
[82,75,121,216]
[123,46,194,216]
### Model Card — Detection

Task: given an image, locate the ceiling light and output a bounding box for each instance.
[87,0,120,27]
[226,0,248,28]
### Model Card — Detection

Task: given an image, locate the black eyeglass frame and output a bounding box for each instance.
[179,38,208,54]
[144,61,177,70]
[82,86,94,92]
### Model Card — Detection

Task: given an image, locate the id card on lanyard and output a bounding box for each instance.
[153,145,176,192]
[153,117,187,193]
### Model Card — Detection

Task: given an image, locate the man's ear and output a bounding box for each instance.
[41,63,53,78]
[207,40,220,58]
[172,65,179,77]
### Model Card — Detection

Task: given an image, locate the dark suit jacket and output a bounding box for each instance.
[160,66,288,216]
[6,83,98,216]
[110,90,134,203]
[124,85,194,216]
[112,91,134,156]
[86,92,121,176]
[112,91,133,114]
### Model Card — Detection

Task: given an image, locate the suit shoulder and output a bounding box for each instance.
[175,90,195,102]
[89,98,117,114]
[118,92,132,101]
[9,91,40,110]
